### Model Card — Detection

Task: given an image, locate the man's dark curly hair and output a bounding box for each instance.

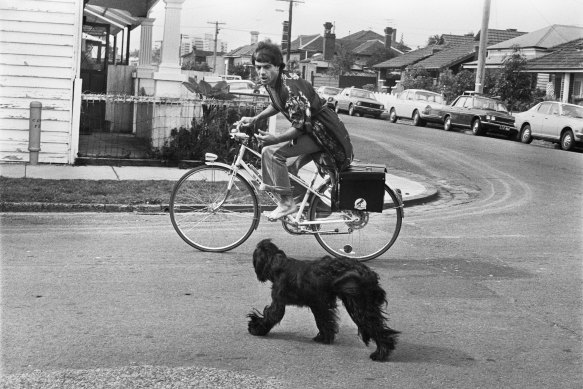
[252,40,285,70]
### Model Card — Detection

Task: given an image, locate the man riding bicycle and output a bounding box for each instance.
[239,40,353,220]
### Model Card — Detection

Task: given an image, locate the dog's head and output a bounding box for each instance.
[252,239,286,282]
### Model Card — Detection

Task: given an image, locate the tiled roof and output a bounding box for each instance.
[525,38,583,71]
[414,41,477,70]
[225,43,259,57]
[373,45,442,69]
[290,34,321,51]
[353,39,385,55]
[338,30,384,51]
[488,25,583,49]
[442,34,475,46]
[413,29,525,70]
[479,29,527,45]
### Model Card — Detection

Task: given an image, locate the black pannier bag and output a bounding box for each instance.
[337,163,386,213]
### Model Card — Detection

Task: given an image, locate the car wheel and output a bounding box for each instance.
[472,119,484,136]
[520,124,533,144]
[389,108,397,123]
[348,104,355,116]
[560,130,575,151]
[335,104,341,114]
[412,110,425,127]
[443,116,452,131]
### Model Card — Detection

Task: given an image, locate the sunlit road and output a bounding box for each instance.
[1,115,582,388]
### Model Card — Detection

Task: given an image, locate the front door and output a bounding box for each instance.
[80,22,109,134]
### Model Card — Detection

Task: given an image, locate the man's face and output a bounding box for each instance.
[254,61,279,87]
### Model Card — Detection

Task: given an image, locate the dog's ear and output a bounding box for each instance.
[253,239,286,282]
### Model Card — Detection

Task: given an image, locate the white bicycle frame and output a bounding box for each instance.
[205,132,360,229]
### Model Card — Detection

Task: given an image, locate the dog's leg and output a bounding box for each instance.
[310,304,339,344]
[341,293,399,362]
[247,302,285,336]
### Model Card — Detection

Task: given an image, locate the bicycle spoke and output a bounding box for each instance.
[170,165,259,252]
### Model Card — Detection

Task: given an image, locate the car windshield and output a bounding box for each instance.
[417,92,444,104]
[475,97,508,113]
[229,82,253,91]
[562,105,583,118]
[352,90,374,99]
[323,87,341,95]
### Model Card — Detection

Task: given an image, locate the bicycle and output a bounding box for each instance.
[169,126,404,261]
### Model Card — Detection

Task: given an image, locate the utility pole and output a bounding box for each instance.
[208,20,226,73]
[277,0,304,62]
[475,0,491,93]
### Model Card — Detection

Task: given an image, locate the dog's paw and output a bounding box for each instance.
[370,348,391,362]
[247,312,270,336]
[312,332,334,344]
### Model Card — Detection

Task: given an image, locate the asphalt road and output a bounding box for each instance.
[1,115,582,388]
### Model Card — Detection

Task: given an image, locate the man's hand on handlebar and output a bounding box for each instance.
[237,116,256,129]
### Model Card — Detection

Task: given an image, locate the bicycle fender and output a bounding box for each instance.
[204,161,232,169]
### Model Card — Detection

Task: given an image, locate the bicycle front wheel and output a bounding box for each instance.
[309,183,403,261]
[170,165,259,252]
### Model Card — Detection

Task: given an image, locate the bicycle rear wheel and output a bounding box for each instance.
[309,182,403,261]
[170,165,259,252]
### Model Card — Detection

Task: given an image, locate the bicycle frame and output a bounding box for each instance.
[206,133,360,230]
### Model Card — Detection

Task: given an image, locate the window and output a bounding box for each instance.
[453,97,467,107]
[537,102,552,114]
[549,103,559,116]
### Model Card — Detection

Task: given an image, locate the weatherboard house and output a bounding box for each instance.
[0,0,194,165]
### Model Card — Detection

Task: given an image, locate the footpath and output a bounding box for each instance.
[0,163,438,212]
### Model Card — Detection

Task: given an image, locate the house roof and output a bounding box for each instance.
[441,34,475,46]
[524,38,583,72]
[488,25,583,50]
[290,34,322,51]
[225,43,259,58]
[414,28,526,70]
[415,41,477,70]
[338,30,385,51]
[373,45,442,69]
[352,39,385,55]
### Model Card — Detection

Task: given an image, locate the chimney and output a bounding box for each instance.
[323,22,335,61]
[250,31,259,44]
[384,27,393,50]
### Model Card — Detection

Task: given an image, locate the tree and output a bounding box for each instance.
[490,47,534,111]
[427,34,444,46]
[228,64,255,80]
[400,66,435,91]
[439,69,475,103]
[327,44,355,76]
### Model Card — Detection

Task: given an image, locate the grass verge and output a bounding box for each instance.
[0,177,174,205]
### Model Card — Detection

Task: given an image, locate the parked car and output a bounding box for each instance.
[514,101,583,151]
[316,86,342,109]
[388,89,446,126]
[226,79,263,95]
[442,92,516,138]
[334,87,385,119]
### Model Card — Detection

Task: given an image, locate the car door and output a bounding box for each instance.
[338,88,350,111]
[529,102,551,137]
[450,96,467,126]
[393,91,407,117]
[458,96,476,127]
[541,102,560,139]
[401,91,414,118]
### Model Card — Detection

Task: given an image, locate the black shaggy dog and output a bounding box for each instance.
[248,239,400,361]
